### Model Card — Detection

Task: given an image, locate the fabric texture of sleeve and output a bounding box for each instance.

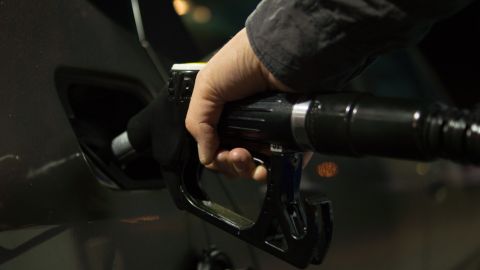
[246,0,473,92]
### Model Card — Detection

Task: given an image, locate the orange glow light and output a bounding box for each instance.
[121,215,160,224]
[316,162,338,178]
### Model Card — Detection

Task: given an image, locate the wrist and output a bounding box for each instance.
[243,28,292,92]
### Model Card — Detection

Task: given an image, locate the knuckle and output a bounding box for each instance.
[194,70,209,88]
[184,116,193,132]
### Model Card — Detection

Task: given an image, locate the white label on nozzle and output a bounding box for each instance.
[171,63,206,71]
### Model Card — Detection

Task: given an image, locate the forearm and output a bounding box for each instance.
[246,0,473,92]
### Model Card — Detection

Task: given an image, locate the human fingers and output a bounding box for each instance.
[185,72,223,165]
[205,150,237,178]
[205,148,267,181]
[185,28,269,165]
[227,148,267,181]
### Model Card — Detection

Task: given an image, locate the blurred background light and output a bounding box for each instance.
[416,163,430,176]
[173,0,191,16]
[192,5,212,23]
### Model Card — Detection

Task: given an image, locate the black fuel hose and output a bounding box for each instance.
[112,92,480,165]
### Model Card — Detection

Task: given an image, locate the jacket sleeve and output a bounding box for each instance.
[246,0,473,92]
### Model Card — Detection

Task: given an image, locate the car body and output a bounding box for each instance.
[0,0,479,269]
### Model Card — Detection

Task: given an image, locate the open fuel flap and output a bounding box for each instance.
[55,67,164,190]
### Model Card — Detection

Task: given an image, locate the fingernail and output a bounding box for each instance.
[198,144,208,164]
[253,165,267,182]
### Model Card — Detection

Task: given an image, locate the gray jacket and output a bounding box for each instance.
[246,0,473,91]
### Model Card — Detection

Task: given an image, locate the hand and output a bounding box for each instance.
[185,28,290,181]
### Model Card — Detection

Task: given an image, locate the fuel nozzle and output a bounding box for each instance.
[109,63,479,269]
